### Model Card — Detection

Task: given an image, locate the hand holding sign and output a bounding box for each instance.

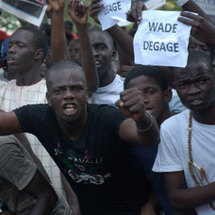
[178,11,215,47]
[97,0,131,30]
[134,10,192,67]
[89,0,103,24]
[126,0,147,24]
[127,0,166,24]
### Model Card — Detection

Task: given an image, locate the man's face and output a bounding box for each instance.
[69,40,81,65]
[89,31,114,80]
[7,30,36,73]
[46,68,87,123]
[126,75,170,120]
[174,62,215,112]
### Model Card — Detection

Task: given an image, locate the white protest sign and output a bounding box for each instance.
[0,0,47,26]
[133,10,192,68]
[98,0,166,30]
[194,0,215,16]
[98,0,131,30]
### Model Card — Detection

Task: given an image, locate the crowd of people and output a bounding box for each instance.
[0,0,215,214]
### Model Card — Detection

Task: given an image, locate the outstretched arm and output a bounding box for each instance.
[48,0,68,60]
[116,88,159,146]
[68,0,98,92]
[0,111,22,135]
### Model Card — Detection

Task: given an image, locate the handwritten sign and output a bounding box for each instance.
[0,0,47,26]
[134,10,192,68]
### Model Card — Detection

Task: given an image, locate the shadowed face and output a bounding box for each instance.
[174,61,215,113]
[126,75,171,120]
[46,67,87,124]
[7,30,37,73]
[89,31,115,81]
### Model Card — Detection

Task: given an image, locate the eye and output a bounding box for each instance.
[17,42,26,48]
[197,78,209,84]
[145,88,156,95]
[177,81,189,89]
[53,88,62,94]
[98,44,106,51]
[8,42,12,49]
[70,86,83,91]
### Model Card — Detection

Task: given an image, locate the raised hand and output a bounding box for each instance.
[68,0,89,26]
[89,0,103,24]
[178,11,215,47]
[126,0,147,24]
[47,0,65,14]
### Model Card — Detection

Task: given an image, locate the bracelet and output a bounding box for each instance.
[136,111,153,132]
[175,0,189,7]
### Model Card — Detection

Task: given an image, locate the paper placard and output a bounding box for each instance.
[134,10,192,68]
[98,0,131,30]
[98,0,166,30]
[0,0,47,26]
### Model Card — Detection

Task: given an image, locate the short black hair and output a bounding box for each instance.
[187,50,214,72]
[16,26,48,61]
[172,50,214,77]
[124,65,169,91]
[46,60,86,90]
[88,26,115,50]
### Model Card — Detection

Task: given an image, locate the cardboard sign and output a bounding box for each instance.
[133,10,192,68]
[194,0,215,16]
[0,0,47,26]
[98,0,166,30]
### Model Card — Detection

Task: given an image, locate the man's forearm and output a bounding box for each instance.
[136,112,160,146]
[107,25,134,59]
[77,25,98,92]
[51,11,68,60]
[166,179,215,210]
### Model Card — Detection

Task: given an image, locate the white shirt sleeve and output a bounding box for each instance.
[152,124,184,172]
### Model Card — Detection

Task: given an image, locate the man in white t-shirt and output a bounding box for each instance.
[153,50,215,215]
[88,27,124,105]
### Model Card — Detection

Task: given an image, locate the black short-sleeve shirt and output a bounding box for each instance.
[14,104,151,215]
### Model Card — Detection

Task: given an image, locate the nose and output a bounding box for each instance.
[92,48,99,58]
[187,83,201,95]
[142,93,149,105]
[8,42,15,54]
[63,88,74,100]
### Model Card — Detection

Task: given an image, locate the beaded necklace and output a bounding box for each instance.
[187,111,215,210]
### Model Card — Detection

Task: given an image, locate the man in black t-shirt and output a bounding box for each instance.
[0,60,159,215]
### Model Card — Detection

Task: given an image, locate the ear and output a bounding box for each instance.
[111,50,117,61]
[163,87,172,104]
[34,49,44,61]
[46,92,52,106]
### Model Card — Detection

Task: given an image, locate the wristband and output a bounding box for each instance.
[136,111,153,132]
